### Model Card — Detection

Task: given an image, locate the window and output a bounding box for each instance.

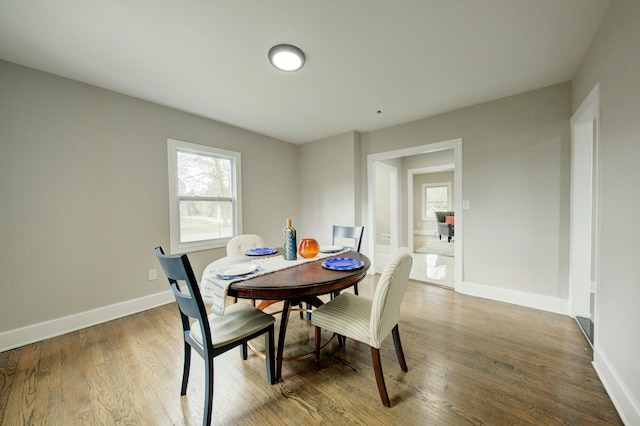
[168,139,242,253]
[422,183,451,220]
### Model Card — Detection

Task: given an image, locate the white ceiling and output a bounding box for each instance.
[0,1,611,144]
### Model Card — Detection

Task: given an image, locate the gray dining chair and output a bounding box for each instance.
[154,246,276,426]
[332,225,364,295]
[311,252,412,407]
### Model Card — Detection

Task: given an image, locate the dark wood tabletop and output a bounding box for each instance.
[211,248,371,300]
[206,248,371,382]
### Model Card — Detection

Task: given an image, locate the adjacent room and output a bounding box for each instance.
[1,1,638,424]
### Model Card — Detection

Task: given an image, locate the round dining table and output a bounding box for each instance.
[206,248,371,382]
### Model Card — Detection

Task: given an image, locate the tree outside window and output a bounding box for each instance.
[168,139,242,253]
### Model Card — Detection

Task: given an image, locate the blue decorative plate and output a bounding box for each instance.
[321,257,365,271]
[245,247,277,256]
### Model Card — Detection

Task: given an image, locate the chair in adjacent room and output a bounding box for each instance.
[311,253,412,407]
[154,246,276,426]
[332,225,364,295]
[435,211,454,242]
[226,234,265,256]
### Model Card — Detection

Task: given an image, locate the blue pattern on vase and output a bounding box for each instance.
[283,219,297,260]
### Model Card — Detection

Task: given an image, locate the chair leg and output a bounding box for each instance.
[181,341,191,395]
[240,342,248,360]
[371,347,391,407]
[392,325,408,372]
[439,235,442,240]
[305,303,312,320]
[203,355,214,426]
[353,283,359,296]
[265,326,276,384]
[314,326,322,368]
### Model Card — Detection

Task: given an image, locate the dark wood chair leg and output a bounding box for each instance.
[240,342,248,360]
[392,325,408,372]
[314,326,322,369]
[265,325,276,384]
[203,355,214,426]
[371,347,391,407]
[354,283,359,296]
[181,342,191,395]
[439,235,442,240]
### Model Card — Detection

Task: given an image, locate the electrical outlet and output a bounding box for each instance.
[148,269,158,281]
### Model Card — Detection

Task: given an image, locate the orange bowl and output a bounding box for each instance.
[298,238,319,258]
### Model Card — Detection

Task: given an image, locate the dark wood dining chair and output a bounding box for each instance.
[154,246,276,426]
[332,225,364,295]
[311,253,412,407]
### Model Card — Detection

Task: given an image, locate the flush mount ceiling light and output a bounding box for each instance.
[268,44,305,71]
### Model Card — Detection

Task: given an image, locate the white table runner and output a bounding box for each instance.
[201,249,350,315]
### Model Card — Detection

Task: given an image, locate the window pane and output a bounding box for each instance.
[427,186,447,202]
[177,150,232,197]
[179,200,233,243]
[423,185,450,220]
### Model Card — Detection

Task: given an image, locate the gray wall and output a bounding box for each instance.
[0,60,298,333]
[298,131,360,244]
[360,82,572,299]
[572,0,640,421]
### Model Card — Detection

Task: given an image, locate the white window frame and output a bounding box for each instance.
[167,139,242,253]
[422,182,452,221]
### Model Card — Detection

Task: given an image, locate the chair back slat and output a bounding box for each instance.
[170,284,201,319]
[370,253,413,347]
[332,225,365,252]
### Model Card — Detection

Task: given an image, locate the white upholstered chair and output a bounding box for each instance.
[226,234,265,256]
[226,234,265,304]
[311,253,413,407]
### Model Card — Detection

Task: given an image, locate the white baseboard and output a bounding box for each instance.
[413,230,436,236]
[0,290,174,352]
[456,280,569,315]
[593,345,640,425]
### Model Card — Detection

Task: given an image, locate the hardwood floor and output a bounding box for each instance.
[0,276,622,425]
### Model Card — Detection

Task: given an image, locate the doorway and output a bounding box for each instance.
[569,84,599,346]
[367,138,463,289]
[407,164,455,287]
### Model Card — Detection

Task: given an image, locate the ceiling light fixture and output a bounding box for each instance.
[268,44,305,71]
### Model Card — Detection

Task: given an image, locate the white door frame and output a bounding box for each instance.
[374,161,400,252]
[569,84,600,341]
[367,138,463,289]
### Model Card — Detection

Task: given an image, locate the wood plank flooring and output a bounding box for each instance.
[0,276,622,425]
